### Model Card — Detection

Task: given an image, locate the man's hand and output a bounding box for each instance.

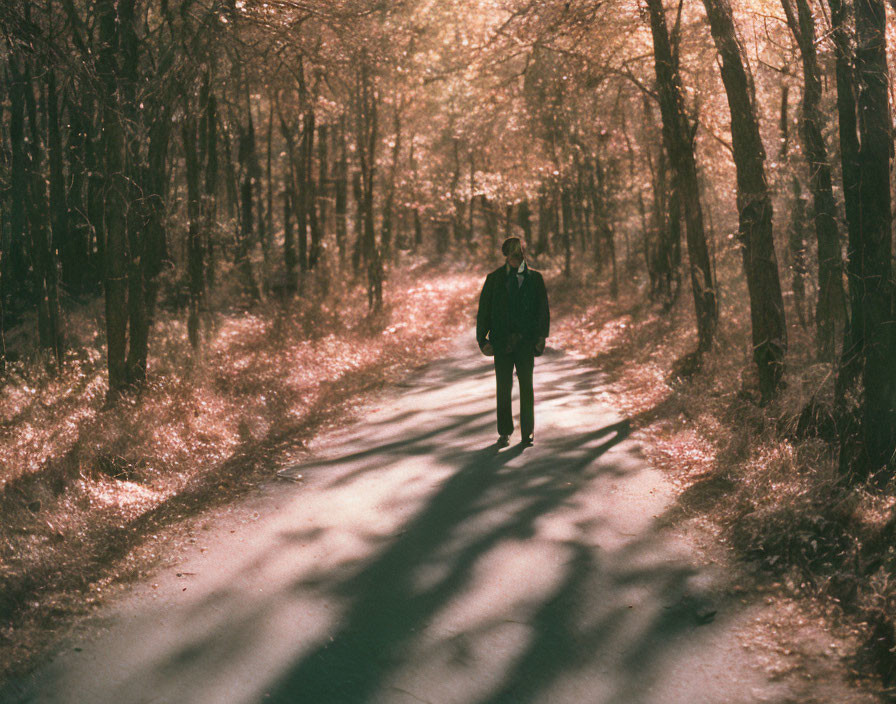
[535,337,546,355]
[481,341,494,356]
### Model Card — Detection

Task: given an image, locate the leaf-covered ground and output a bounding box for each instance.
[0,264,481,681]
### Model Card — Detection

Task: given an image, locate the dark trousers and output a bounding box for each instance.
[494,345,535,437]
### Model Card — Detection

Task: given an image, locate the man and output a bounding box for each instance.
[476,237,550,447]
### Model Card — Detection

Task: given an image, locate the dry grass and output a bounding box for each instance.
[0,262,481,679]
[548,265,896,693]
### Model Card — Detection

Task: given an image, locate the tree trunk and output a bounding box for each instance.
[382,110,401,261]
[356,57,381,309]
[701,0,787,400]
[645,0,718,353]
[829,0,864,407]
[126,103,170,382]
[334,115,348,266]
[184,117,203,349]
[27,63,64,367]
[838,0,895,480]
[277,104,299,293]
[65,94,92,295]
[778,84,809,328]
[85,106,105,293]
[261,100,274,292]
[468,152,476,245]
[482,196,498,253]
[516,198,532,248]
[202,78,218,294]
[450,138,464,244]
[236,118,260,300]
[560,188,573,278]
[317,123,329,264]
[352,171,364,273]
[536,190,550,256]
[98,0,129,395]
[781,0,847,361]
[305,109,322,271]
[46,69,69,302]
[594,155,619,298]
[6,58,29,304]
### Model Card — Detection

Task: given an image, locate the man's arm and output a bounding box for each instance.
[536,273,550,340]
[476,275,493,351]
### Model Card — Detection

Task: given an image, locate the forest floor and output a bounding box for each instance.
[0,260,482,683]
[0,260,890,701]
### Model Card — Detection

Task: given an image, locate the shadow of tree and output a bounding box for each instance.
[1,341,756,704]
[254,413,711,703]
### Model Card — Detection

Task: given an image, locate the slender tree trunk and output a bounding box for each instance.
[141,111,170,363]
[778,84,809,327]
[184,117,203,349]
[126,103,170,382]
[468,152,476,245]
[294,116,309,276]
[202,78,218,295]
[536,189,550,256]
[645,0,718,353]
[7,58,29,304]
[277,105,299,293]
[788,189,810,328]
[482,196,498,253]
[283,185,295,294]
[65,94,91,295]
[382,109,401,261]
[781,0,847,360]
[561,188,573,278]
[84,102,105,293]
[516,198,532,248]
[829,0,864,404]
[305,109,322,271]
[450,138,464,244]
[261,100,274,292]
[355,57,381,309]
[236,118,260,300]
[25,62,63,364]
[701,0,787,399]
[118,0,153,384]
[594,155,619,298]
[351,171,364,273]
[317,123,329,264]
[47,69,69,304]
[588,159,606,271]
[334,115,348,266]
[98,0,129,395]
[838,0,895,479]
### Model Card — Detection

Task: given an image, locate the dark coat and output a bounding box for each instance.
[476,263,550,355]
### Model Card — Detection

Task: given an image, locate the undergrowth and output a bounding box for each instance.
[549,267,896,694]
[0,261,481,680]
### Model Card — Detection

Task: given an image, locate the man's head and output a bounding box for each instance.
[502,237,525,269]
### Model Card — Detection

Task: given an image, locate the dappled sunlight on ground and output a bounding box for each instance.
[0,268,481,679]
[5,337,809,704]
[5,329,872,704]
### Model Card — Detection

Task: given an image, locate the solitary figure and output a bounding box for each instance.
[476,237,550,446]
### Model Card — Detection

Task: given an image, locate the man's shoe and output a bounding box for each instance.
[497,434,510,447]
[521,434,533,446]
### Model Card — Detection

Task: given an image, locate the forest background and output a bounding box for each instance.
[0,0,895,692]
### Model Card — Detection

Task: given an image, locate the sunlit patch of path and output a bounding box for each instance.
[0,336,871,704]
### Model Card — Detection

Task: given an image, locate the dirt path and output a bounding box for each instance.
[0,337,878,703]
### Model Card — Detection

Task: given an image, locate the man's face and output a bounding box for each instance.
[505,242,524,269]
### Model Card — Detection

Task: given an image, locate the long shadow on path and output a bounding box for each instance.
[1,342,782,704]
